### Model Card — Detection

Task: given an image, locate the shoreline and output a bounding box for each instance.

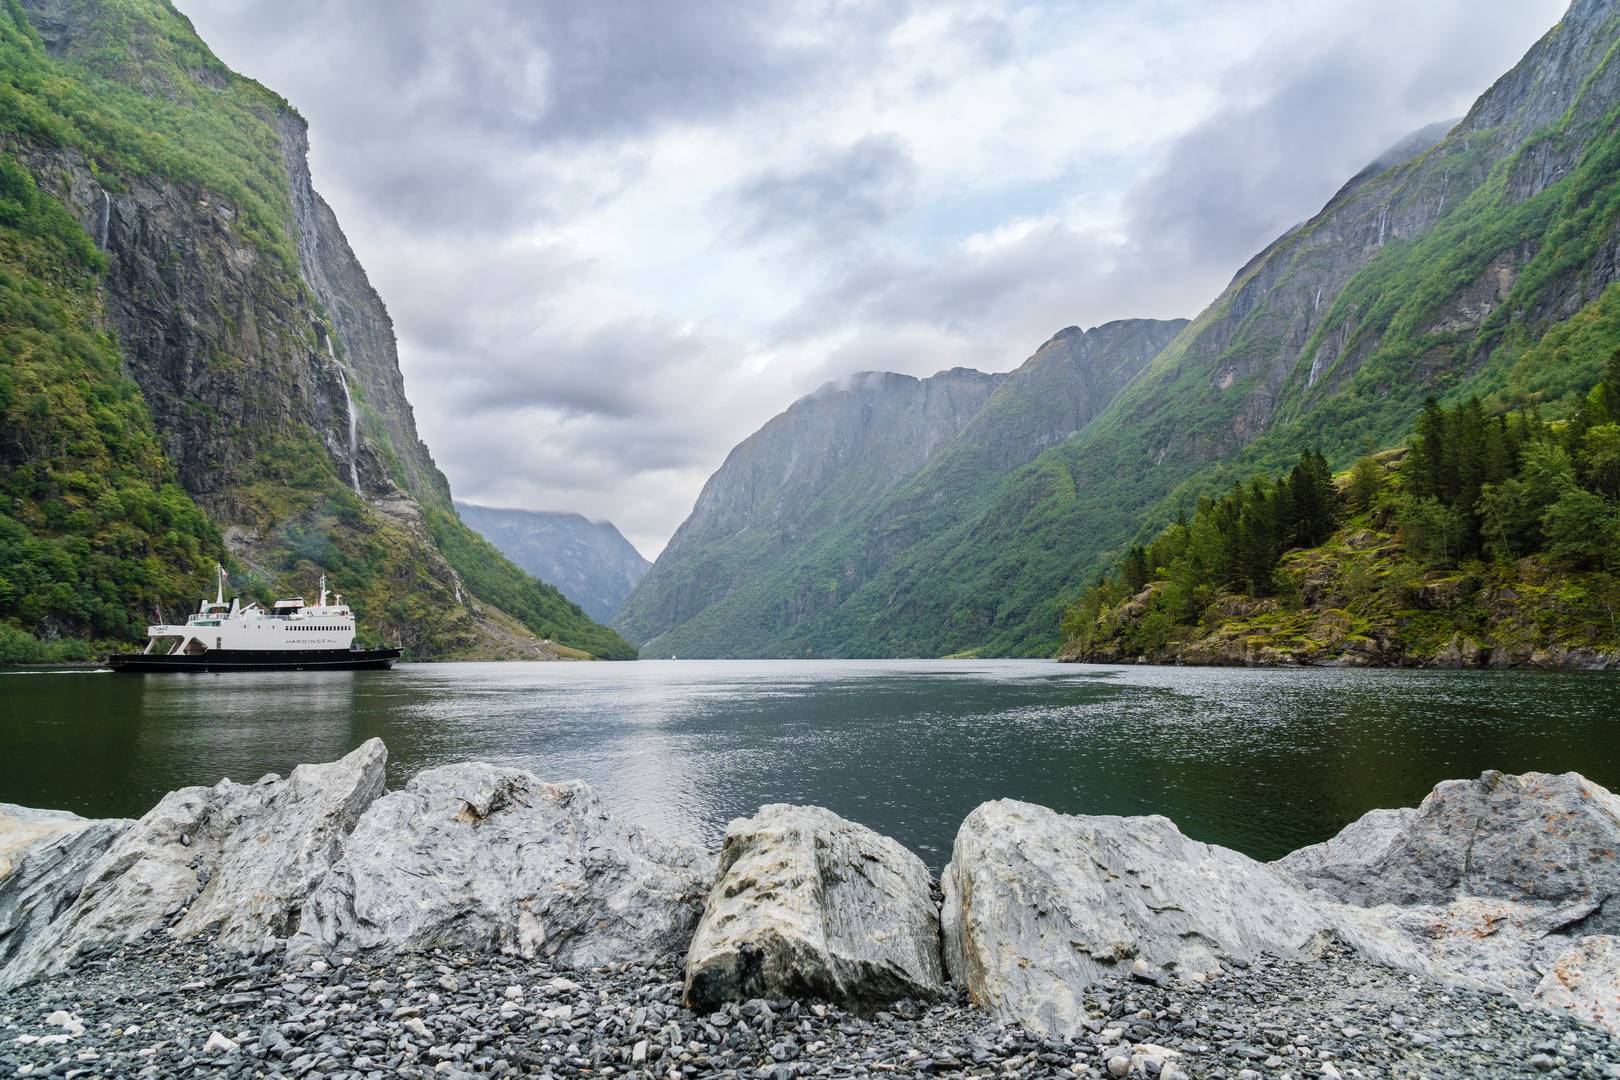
[3,746,1618,1077]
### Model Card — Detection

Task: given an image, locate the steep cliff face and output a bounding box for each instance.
[615,321,1181,656]
[454,503,649,623]
[0,0,633,659]
[774,0,1620,658]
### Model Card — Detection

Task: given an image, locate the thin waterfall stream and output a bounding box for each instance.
[326,335,362,495]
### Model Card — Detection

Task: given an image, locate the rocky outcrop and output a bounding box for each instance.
[0,740,386,988]
[940,801,1333,1034]
[0,807,131,975]
[684,804,943,1011]
[292,763,712,968]
[1276,771,1620,1030]
[456,502,651,622]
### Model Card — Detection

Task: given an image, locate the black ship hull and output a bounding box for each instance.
[106,647,401,673]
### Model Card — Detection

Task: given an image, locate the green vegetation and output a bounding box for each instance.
[1062,358,1620,664]
[0,151,219,661]
[0,0,299,268]
[806,15,1620,659]
[0,0,633,661]
[426,507,637,660]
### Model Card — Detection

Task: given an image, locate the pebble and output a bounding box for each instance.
[0,933,1614,1079]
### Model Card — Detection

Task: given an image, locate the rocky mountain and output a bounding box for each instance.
[453,503,649,622]
[623,0,1620,659]
[614,320,1186,655]
[0,0,634,660]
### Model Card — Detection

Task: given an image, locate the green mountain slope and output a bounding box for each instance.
[0,0,633,660]
[616,320,1185,656]
[624,0,1620,660]
[809,0,1620,657]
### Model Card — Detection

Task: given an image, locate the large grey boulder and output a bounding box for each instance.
[1276,771,1620,916]
[0,740,386,988]
[292,763,711,968]
[0,806,131,976]
[684,804,943,1011]
[941,800,1333,1034]
[1276,771,1620,1032]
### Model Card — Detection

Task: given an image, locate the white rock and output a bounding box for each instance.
[504,984,523,1000]
[0,804,133,985]
[941,800,1332,1033]
[292,763,711,968]
[203,1031,238,1054]
[404,1017,431,1038]
[0,741,385,987]
[1277,771,1620,1014]
[684,804,944,1010]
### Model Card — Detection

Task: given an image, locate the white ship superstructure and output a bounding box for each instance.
[110,567,398,672]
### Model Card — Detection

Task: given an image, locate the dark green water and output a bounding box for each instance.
[1,660,1615,868]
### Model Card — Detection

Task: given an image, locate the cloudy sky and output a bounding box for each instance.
[182,0,1563,557]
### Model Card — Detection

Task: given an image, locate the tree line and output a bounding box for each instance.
[1062,353,1620,649]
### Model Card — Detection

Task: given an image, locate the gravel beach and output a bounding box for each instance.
[3,935,1617,1080]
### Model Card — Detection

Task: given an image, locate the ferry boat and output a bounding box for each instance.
[107,567,401,672]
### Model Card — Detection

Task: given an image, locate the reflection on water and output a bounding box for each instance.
[1,660,1616,867]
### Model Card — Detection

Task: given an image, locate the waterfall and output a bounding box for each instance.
[326,334,362,495]
[96,190,110,250]
[339,370,361,495]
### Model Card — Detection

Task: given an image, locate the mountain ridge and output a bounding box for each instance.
[454,502,649,623]
[615,318,1187,655]
[620,0,1620,659]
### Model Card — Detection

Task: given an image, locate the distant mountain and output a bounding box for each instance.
[621,0,1620,659]
[454,503,649,622]
[0,0,635,659]
[614,320,1186,655]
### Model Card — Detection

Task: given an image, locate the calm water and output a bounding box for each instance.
[1,660,1616,867]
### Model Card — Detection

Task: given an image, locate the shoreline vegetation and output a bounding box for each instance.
[1,742,1617,1076]
[1060,356,1620,670]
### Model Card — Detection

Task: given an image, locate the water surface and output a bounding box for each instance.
[2,660,1615,867]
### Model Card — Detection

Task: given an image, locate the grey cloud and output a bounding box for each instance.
[733,134,918,243]
[1124,0,1565,284]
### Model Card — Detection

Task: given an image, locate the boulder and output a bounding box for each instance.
[684,804,943,1011]
[1275,771,1620,921]
[0,807,131,977]
[0,740,386,988]
[173,738,387,948]
[292,763,711,968]
[1532,936,1620,1035]
[941,800,1333,1034]
[0,804,108,878]
[1275,771,1620,1023]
